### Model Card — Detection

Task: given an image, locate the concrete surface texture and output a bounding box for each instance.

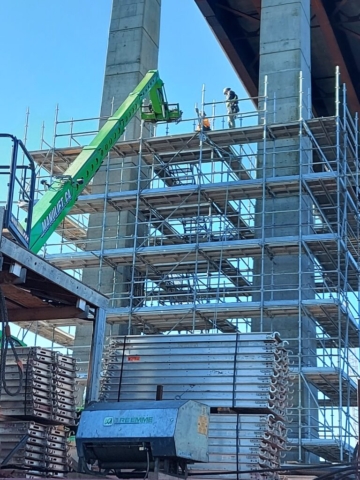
[252,0,317,461]
[74,0,161,404]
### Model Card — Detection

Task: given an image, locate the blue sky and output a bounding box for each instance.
[0,0,247,147]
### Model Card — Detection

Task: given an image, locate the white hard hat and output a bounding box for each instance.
[223,87,230,94]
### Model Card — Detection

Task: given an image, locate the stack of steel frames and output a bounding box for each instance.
[0,421,71,477]
[100,333,291,479]
[189,414,288,480]
[1,347,77,426]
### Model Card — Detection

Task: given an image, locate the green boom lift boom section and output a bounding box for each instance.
[29,70,181,253]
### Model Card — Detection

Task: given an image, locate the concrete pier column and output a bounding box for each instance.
[252,0,317,461]
[74,0,161,404]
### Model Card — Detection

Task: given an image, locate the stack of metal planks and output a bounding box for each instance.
[100,333,291,480]
[189,414,288,480]
[100,333,291,418]
[0,421,70,476]
[0,347,77,477]
[1,347,77,425]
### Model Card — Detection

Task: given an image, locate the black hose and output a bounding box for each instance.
[0,287,24,396]
[187,461,358,477]
[313,465,358,480]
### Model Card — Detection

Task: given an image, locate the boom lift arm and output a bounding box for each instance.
[29,70,181,253]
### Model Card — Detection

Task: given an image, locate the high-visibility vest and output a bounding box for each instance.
[196,117,211,131]
[203,118,210,129]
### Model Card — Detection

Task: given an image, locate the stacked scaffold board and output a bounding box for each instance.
[0,347,77,478]
[100,333,291,480]
[0,421,70,478]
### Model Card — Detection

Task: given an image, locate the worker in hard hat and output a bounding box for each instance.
[223,87,239,129]
[195,109,211,132]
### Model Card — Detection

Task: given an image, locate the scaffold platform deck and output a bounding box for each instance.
[101,298,359,345]
[298,439,354,463]
[302,367,358,406]
[30,117,339,171]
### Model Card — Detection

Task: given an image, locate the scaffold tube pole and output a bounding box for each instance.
[85,307,106,405]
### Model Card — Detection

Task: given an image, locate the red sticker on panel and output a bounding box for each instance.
[127,356,141,362]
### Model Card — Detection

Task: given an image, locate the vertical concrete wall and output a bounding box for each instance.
[259,0,311,122]
[252,0,316,461]
[74,0,161,404]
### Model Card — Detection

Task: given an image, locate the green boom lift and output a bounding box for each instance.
[0,331,26,347]
[27,70,181,253]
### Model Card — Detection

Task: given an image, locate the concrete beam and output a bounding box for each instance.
[312,0,360,113]
[8,306,86,323]
[195,0,258,99]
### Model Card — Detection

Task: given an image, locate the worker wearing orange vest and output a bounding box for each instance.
[196,110,211,132]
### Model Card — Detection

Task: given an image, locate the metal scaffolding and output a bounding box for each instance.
[28,70,359,463]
